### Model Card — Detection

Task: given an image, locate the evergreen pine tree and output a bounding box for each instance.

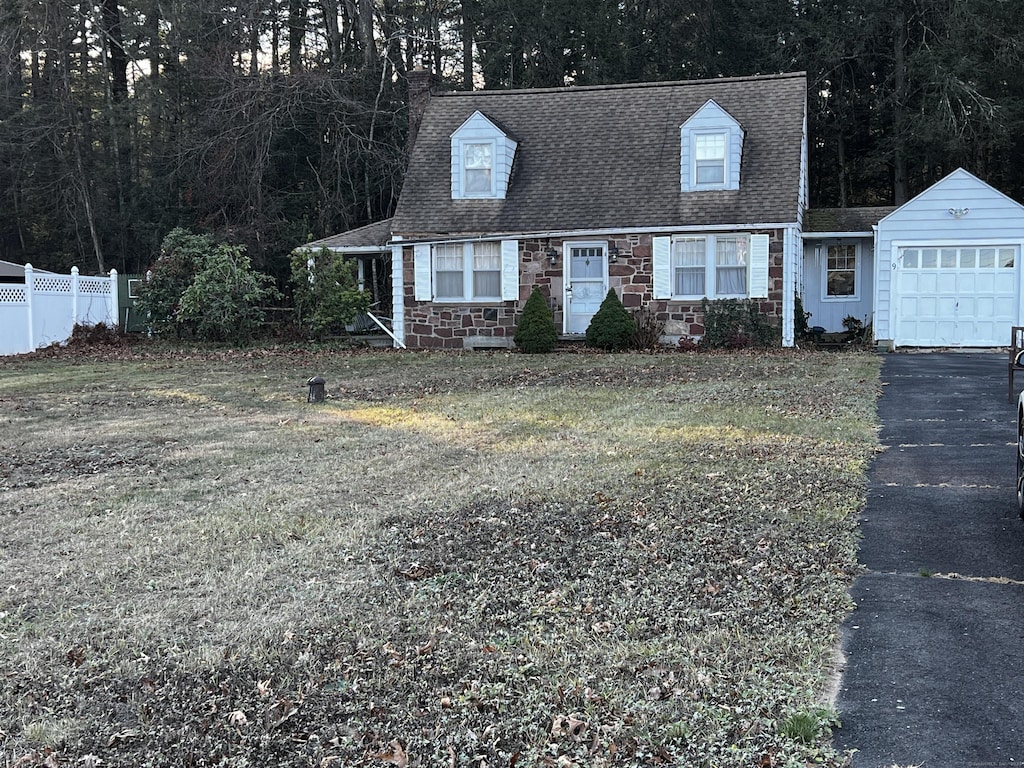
[585,289,636,351]
[514,288,558,353]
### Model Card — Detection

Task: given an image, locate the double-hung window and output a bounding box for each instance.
[672,237,706,296]
[434,244,464,299]
[715,235,748,296]
[825,244,857,299]
[694,132,727,186]
[463,142,494,196]
[433,242,502,301]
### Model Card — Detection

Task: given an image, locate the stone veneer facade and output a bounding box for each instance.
[401,231,786,349]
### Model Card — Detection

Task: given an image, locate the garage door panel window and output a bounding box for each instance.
[902,246,1017,270]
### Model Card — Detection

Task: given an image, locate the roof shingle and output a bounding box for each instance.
[804,207,897,233]
[391,73,807,238]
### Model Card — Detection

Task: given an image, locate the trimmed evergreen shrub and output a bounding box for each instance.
[585,289,636,351]
[699,298,779,349]
[514,288,558,353]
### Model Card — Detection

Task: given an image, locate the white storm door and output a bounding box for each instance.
[895,245,1018,347]
[564,244,607,334]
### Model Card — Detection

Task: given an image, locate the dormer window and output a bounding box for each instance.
[694,133,727,186]
[680,100,743,192]
[463,142,494,196]
[451,111,517,200]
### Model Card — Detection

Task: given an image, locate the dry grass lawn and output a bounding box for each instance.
[0,346,880,767]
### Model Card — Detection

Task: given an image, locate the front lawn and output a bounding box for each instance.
[0,347,879,767]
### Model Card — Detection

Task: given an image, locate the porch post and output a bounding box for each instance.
[390,243,405,348]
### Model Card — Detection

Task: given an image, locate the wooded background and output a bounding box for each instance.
[2,0,1021,278]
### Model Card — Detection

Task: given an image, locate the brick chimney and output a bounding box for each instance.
[406,65,438,156]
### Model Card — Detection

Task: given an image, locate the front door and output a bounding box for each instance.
[564,243,607,334]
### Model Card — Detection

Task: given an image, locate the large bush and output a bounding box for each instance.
[700,298,779,349]
[177,245,279,342]
[290,248,370,339]
[514,288,558,353]
[134,228,213,337]
[136,228,278,343]
[585,289,636,351]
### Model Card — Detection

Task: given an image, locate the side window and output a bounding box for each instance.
[825,244,857,299]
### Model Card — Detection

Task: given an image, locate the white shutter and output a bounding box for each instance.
[653,236,672,299]
[413,243,431,301]
[501,239,520,300]
[748,234,769,298]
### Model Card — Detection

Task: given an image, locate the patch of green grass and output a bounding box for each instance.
[0,348,880,767]
[780,707,840,744]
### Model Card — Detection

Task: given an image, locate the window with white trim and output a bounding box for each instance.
[433,241,502,301]
[668,234,750,298]
[694,132,727,186]
[672,237,706,296]
[825,244,857,299]
[463,142,494,197]
[715,235,748,295]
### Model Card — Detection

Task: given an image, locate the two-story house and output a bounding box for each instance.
[309,71,808,349]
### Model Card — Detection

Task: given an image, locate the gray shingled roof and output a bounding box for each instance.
[300,218,394,250]
[804,207,897,233]
[391,73,807,238]
[0,260,56,278]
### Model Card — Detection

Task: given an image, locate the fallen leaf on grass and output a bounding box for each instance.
[227,710,249,727]
[550,713,588,741]
[106,730,140,746]
[372,739,408,767]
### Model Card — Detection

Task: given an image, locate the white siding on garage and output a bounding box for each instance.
[875,168,1024,347]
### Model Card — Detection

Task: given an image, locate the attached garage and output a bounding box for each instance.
[874,169,1024,349]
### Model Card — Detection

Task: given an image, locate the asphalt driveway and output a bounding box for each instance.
[835,352,1024,767]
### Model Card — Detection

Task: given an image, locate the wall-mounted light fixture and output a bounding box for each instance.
[546,247,559,265]
[948,207,970,219]
[608,244,620,263]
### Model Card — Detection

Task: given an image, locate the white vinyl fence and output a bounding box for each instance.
[0,264,119,356]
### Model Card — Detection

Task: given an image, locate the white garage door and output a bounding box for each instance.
[895,245,1019,346]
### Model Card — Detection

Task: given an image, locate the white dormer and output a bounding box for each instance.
[680,100,744,193]
[451,111,517,200]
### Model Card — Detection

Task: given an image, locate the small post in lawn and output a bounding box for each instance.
[307,376,326,403]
